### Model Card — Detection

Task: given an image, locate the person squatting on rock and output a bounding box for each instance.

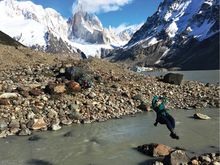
[152,96,179,140]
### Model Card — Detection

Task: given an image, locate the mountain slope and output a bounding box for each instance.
[108,0,220,70]
[0,31,25,47]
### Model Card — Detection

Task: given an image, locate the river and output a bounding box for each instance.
[143,70,220,84]
[0,70,219,165]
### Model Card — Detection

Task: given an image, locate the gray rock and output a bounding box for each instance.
[193,113,211,120]
[164,150,190,165]
[137,143,173,157]
[87,92,96,99]
[163,73,183,85]
[9,119,20,129]
[51,123,61,131]
[68,103,79,111]
[18,128,32,136]
[0,120,8,131]
[0,130,8,138]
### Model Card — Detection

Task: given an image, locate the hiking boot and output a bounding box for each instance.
[170,132,179,140]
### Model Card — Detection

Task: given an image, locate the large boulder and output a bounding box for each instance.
[193,113,211,120]
[66,81,81,92]
[163,73,183,85]
[137,143,173,157]
[44,83,66,95]
[164,150,190,165]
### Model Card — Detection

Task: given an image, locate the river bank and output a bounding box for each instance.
[0,58,219,137]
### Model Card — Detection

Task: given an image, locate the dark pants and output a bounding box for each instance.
[156,113,175,133]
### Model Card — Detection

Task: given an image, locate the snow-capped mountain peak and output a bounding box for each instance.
[127,0,219,48]
[109,0,219,70]
[0,0,145,57]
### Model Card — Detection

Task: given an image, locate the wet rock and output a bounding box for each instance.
[193,113,211,120]
[0,130,7,138]
[31,118,47,130]
[163,73,183,85]
[0,98,10,105]
[137,143,173,157]
[18,128,32,136]
[51,123,61,131]
[164,150,190,165]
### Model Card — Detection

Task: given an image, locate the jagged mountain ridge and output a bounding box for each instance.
[108,0,219,70]
[0,0,140,57]
[68,11,109,44]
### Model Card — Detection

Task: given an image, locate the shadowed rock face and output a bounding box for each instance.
[158,32,219,70]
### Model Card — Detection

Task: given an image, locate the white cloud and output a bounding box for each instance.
[110,22,143,34]
[72,0,133,14]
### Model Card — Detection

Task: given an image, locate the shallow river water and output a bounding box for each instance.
[0,109,219,165]
[0,70,219,165]
[144,70,220,84]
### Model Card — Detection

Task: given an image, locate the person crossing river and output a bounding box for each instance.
[152,96,179,140]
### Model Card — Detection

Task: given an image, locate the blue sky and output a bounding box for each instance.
[29,0,162,27]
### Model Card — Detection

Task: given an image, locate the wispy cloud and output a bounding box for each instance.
[72,0,133,14]
[110,22,143,34]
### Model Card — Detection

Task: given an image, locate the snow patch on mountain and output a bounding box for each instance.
[165,21,178,38]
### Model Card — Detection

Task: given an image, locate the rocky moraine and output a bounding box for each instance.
[0,58,219,138]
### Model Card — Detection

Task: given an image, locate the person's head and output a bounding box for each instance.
[156,99,163,106]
